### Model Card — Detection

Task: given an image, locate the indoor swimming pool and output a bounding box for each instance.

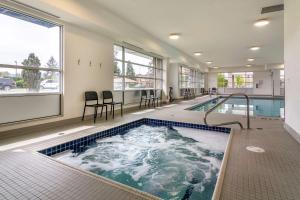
[188,97,285,118]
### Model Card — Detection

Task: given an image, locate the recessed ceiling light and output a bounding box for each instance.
[246,64,252,67]
[250,46,260,51]
[194,52,202,56]
[169,33,180,40]
[206,61,213,65]
[247,58,255,62]
[254,19,270,27]
[213,66,219,69]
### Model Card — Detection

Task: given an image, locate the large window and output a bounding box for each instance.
[217,72,253,88]
[113,45,163,90]
[0,7,62,95]
[179,66,204,88]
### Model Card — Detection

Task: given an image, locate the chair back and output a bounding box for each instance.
[141,90,148,97]
[102,90,113,103]
[85,91,98,104]
[150,90,155,97]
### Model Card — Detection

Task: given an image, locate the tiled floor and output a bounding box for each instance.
[1,95,300,200]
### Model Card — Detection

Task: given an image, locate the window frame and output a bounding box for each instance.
[0,6,64,97]
[113,44,163,91]
[179,66,203,89]
[217,72,254,89]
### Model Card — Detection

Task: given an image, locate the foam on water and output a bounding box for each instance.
[56,125,228,200]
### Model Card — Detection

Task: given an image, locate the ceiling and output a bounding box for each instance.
[7,0,283,69]
[94,0,284,68]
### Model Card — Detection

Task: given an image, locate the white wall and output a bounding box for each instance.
[284,0,300,135]
[167,63,179,99]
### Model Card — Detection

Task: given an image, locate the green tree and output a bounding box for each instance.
[147,60,154,77]
[126,61,136,78]
[45,56,58,79]
[235,75,245,88]
[114,61,121,76]
[217,73,228,88]
[113,51,121,76]
[21,53,41,91]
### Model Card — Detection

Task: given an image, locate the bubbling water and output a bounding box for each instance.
[56,125,228,200]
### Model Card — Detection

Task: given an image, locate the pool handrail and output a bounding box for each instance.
[204,93,250,129]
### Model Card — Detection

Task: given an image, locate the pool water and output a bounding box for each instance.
[56,125,228,200]
[190,97,284,118]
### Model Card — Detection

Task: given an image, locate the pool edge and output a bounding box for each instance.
[211,128,234,200]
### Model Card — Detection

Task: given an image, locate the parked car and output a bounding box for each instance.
[0,78,16,91]
[40,79,59,89]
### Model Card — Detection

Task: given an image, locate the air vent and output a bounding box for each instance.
[261,4,284,14]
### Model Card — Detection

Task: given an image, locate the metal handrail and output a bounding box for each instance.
[204,93,250,129]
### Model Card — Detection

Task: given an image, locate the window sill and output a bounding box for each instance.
[0,92,62,97]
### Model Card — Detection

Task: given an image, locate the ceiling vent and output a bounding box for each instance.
[261,4,284,14]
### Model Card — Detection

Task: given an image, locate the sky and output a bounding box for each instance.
[0,12,60,74]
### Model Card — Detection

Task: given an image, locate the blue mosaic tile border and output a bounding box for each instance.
[39,118,231,156]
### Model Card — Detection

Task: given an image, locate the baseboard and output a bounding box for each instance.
[284,123,300,144]
[0,101,168,140]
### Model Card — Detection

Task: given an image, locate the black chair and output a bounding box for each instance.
[139,90,151,109]
[82,91,107,123]
[149,90,159,107]
[102,90,123,119]
[210,87,217,95]
[183,88,190,99]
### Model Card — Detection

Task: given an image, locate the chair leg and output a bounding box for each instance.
[105,105,107,120]
[112,105,115,119]
[121,104,123,116]
[144,99,147,107]
[82,105,86,121]
[110,105,113,115]
[94,107,98,123]
[100,106,103,118]
[139,99,142,109]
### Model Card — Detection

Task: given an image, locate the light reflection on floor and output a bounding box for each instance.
[0,126,95,151]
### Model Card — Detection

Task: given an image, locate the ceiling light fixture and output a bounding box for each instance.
[169,33,180,40]
[194,52,202,56]
[213,66,219,69]
[247,58,255,62]
[250,46,261,51]
[254,19,270,27]
[246,64,252,67]
[206,61,213,65]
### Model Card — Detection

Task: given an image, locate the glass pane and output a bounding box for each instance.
[156,79,162,89]
[113,76,123,90]
[125,62,154,78]
[156,58,163,69]
[156,69,163,80]
[0,67,60,94]
[125,48,154,66]
[0,8,61,68]
[114,45,123,60]
[113,60,123,76]
[125,78,154,90]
